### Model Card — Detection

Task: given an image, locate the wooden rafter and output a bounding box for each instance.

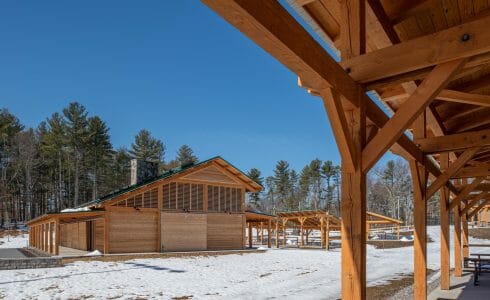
[469,198,490,218]
[415,128,490,153]
[340,15,490,83]
[362,59,466,172]
[426,147,481,199]
[449,177,485,211]
[321,88,356,172]
[454,165,490,178]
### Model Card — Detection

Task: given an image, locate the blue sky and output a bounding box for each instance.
[0,1,394,177]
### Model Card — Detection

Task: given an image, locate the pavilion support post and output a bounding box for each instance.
[55,218,60,256]
[320,217,325,248]
[410,112,428,300]
[486,207,489,226]
[44,223,48,252]
[462,201,469,266]
[275,220,279,248]
[282,218,287,246]
[397,224,400,240]
[326,218,330,251]
[49,222,54,254]
[339,102,367,299]
[440,153,450,290]
[306,229,309,245]
[267,220,272,248]
[258,222,262,244]
[454,202,462,277]
[248,222,252,248]
[299,218,305,247]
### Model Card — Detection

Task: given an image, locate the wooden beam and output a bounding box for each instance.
[321,88,356,172]
[449,177,485,210]
[339,0,365,59]
[426,147,481,199]
[416,129,490,153]
[410,112,428,299]
[362,59,466,172]
[439,153,450,290]
[366,0,400,44]
[460,194,488,215]
[469,199,490,218]
[437,89,490,107]
[454,166,490,178]
[462,199,469,264]
[341,15,490,83]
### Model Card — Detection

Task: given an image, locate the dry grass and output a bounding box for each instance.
[469,227,490,240]
[0,229,27,238]
[366,269,436,299]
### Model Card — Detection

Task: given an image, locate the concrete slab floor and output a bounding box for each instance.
[0,248,28,259]
[429,271,490,299]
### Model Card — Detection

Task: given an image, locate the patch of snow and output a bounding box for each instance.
[61,207,91,213]
[0,232,29,248]
[400,236,413,242]
[257,247,268,251]
[85,250,103,256]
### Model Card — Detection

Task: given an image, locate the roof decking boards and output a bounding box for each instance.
[202,0,490,298]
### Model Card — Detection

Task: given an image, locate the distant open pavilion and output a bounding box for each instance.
[203,0,490,299]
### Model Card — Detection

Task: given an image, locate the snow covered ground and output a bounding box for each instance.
[0,227,488,299]
[0,232,29,249]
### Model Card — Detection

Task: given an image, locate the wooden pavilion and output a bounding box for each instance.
[202,0,490,298]
[28,156,262,255]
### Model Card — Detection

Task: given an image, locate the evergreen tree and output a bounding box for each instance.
[129,129,165,163]
[63,102,89,207]
[273,160,291,210]
[246,168,263,209]
[108,147,131,190]
[308,159,323,209]
[176,145,198,166]
[86,116,113,199]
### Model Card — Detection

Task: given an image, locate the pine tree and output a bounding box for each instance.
[246,168,263,209]
[176,145,198,166]
[86,116,113,199]
[63,102,89,207]
[107,147,131,190]
[308,159,323,209]
[273,160,291,210]
[129,129,165,163]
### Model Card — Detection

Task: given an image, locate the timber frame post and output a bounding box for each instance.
[440,153,450,290]
[410,112,428,299]
[248,222,253,248]
[275,219,279,248]
[454,200,462,277]
[462,199,469,267]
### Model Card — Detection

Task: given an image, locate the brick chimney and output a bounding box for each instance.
[130,159,159,185]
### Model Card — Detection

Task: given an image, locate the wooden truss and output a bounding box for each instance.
[202,0,490,298]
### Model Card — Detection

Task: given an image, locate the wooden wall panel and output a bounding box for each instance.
[94,219,105,252]
[108,211,158,253]
[181,165,240,186]
[60,222,89,251]
[161,213,207,251]
[207,213,244,250]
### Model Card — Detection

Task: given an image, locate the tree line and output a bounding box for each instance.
[1,102,425,226]
[0,103,198,226]
[246,157,417,224]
